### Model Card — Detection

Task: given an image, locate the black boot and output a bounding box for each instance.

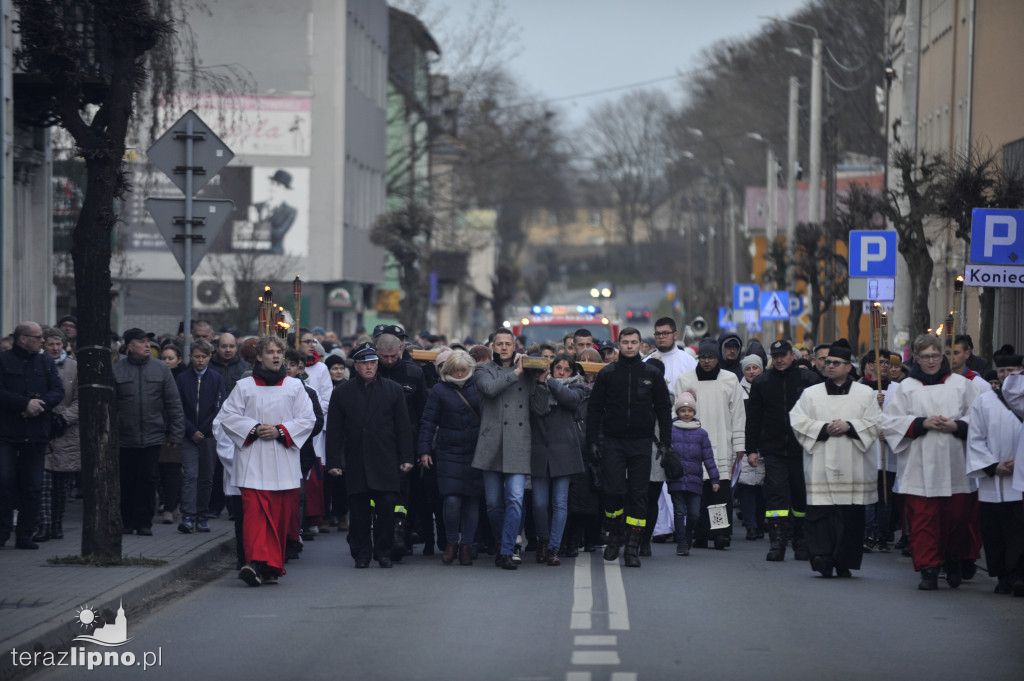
[919,566,939,590]
[391,517,407,563]
[51,519,64,540]
[603,516,625,562]
[792,517,810,561]
[564,523,582,558]
[623,524,643,567]
[675,532,689,556]
[766,518,787,562]
[945,559,962,588]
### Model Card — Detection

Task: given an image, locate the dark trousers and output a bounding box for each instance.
[348,490,397,563]
[642,481,665,546]
[805,504,867,570]
[119,445,161,530]
[324,471,347,519]
[0,441,47,542]
[694,479,734,542]
[229,494,245,569]
[157,462,182,514]
[979,500,1024,580]
[601,437,653,523]
[763,454,806,518]
[735,483,766,531]
[865,470,896,542]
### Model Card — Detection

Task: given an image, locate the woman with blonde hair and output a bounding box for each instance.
[418,350,483,565]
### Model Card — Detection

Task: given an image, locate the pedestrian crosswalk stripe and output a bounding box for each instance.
[571,650,621,665]
[574,635,617,646]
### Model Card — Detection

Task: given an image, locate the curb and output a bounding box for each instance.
[1,535,233,681]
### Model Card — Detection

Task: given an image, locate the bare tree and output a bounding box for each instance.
[14,1,247,559]
[837,182,886,350]
[582,90,671,267]
[370,201,435,333]
[205,252,300,334]
[878,147,942,340]
[933,145,1024,358]
[792,222,847,343]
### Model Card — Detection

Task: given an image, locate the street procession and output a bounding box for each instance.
[2,1,1024,680]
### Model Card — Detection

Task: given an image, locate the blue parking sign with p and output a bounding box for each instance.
[970,209,1024,264]
[849,231,897,277]
[733,283,759,311]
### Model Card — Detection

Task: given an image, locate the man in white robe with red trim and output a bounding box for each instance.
[214,335,315,587]
[881,334,979,591]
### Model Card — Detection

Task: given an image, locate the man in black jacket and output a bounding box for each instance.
[587,327,672,568]
[745,339,820,561]
[0,322,64,549]
[375,330,429,560]
[326,343,414,568]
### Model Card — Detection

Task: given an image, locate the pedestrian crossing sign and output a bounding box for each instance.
[760,291,790,320]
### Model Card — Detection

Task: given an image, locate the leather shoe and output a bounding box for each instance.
[32,529,50,543]
[500,554,517,570]
[442,542,458,564]
[458,544,472,565]
[136,527,153,536]
[15,539,39,550]
[355,559,370,569]
[536,544,549,564]
[713,535,730,550]
[378,556,393,568]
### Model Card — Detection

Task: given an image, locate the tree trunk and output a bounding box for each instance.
[847,300,862,352]
[75,156,122,559]
[977,287,995,360]
[905,251,934,341]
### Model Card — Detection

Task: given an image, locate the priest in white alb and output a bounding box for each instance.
[789,339,881,578]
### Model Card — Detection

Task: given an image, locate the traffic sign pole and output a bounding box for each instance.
[184,115,194,358]
[146,110,235,353]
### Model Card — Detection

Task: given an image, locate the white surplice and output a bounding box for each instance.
[213,376,316,491]
[881,373,979,497]
[789,381,881,505]
[966,388,1023,503]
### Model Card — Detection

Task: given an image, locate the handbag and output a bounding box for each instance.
[660,446,684,480]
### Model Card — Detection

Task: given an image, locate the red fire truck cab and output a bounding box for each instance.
[510,304,620,346]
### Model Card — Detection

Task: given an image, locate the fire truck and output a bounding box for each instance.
[509,304,620,345]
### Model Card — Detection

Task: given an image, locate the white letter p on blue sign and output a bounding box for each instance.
[849,231,897,277]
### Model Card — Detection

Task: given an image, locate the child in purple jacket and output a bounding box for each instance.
[668,391,720,555]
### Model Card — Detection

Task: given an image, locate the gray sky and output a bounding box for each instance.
[432,0,811,126]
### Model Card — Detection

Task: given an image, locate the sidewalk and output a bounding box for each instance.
[0,497,234,669]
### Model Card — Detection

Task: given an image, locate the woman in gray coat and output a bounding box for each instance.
[530,354,587,565]
[36,328,79,541]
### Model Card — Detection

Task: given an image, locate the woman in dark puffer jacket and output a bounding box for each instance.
[418,350,483,565]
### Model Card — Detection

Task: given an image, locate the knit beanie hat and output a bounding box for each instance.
[740,354,763,370]
[674,390,697,414]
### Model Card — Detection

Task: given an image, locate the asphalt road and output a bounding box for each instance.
[33,525,1024,681]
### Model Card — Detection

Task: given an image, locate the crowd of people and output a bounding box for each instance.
[1,313,1022,597]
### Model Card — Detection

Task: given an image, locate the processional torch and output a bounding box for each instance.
[293,276,302,349]
[871,303,887,504]
[952,275,964,337]
[258,284,273,337]
[944,310,955,365]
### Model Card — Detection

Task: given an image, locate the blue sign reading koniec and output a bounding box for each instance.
[849,231,898,277]
[970,209,1024,264]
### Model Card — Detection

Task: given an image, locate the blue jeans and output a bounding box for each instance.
[180,438,217,517]
[482,471,526,555]
[532,475,571,551]
[670,490,702,543]
[442,494,480,545]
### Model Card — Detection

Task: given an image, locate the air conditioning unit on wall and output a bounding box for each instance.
[193,278,235,311]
